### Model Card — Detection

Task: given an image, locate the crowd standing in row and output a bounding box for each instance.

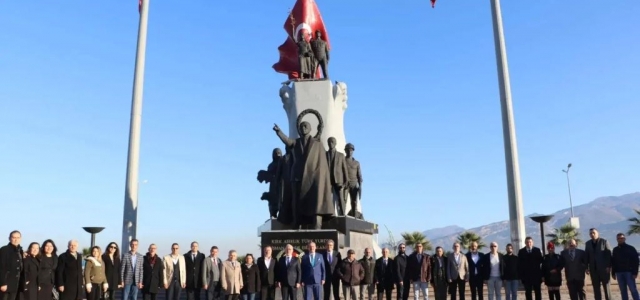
[0,228,638,300]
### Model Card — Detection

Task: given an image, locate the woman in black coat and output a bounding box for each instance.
[102,242,121,300]
[38,240,58,300]
[142,244,164,300]
[240,254,261,300]
[23,243,40,300]
[542,242,564,300]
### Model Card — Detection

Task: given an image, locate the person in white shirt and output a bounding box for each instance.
[163,244,187,300]
[481,242,504,300]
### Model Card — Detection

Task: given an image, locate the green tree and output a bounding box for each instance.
[456,231,486,250]
[627,209,640,236]
[400,231,433,251]
[546,224,581,247]
[82,248,91,257]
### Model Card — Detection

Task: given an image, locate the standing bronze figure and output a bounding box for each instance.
[257,148,284,219]
[273,122,334,229]
[296,32,315,79]
[310,30,329,79]
[344,143,363,219]
[326,137,348,215]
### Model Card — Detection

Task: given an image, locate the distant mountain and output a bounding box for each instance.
[423,193,640,250]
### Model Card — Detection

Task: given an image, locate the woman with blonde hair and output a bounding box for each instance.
[84,246,109,300]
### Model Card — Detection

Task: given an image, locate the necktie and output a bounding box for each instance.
[417,254,422,262]
[383,259,387,266]
[527,248,531,254]
[287,257,290,266]
[328,253,332,263]
[570,250,575,260]
[311,254,315,266]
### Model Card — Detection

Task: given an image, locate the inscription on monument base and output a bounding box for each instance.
[261,230,339,258]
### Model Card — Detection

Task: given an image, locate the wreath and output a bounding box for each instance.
[296,109,324,139]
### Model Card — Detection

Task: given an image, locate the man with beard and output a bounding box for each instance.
[56,240,83,300]
[394,244,409,300]
[0,231,23,300]
[430,247,448,300]
[466,242,485,300]
[585,228,612,300]
[502,244,519,300]
[273,122,334,229]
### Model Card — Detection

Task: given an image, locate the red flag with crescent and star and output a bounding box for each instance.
[272,0,330,79]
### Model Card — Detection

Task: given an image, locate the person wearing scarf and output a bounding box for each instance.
[142,244,164,300]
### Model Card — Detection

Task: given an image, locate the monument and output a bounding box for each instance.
[258,0,380,258]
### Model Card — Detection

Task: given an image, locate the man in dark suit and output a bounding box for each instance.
[518,237,543,300]
[394,243,409,300]
[430,247,448,300]
[374,248,394,300]
[323,240,341,300]
[407,244,431,300]
[185,242,206,300]
[301,242,325,300]
[585,228,612,300]
[257,246,277,300]
[466,242,484,300]
[202,246,222,300]
[56,240,84,300]
[0,231,23,300]
[326,137,348,216]
[560,239,587,300]
[277,244,301,300]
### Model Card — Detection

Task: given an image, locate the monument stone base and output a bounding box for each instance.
[258,216,381,257]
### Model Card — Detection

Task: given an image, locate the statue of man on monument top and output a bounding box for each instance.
[273,122,334,229]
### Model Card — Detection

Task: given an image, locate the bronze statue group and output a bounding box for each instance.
[258,123,363,230]
[296,30,329,80]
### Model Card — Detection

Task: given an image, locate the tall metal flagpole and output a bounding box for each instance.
[490,0,526,249]
[122,0,150,250]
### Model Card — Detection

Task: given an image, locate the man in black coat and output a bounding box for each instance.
[374,248,394,300]
[0,231,23,300]
[466,242,485,300]
[56,240,83,300]
[518,237,543,300]
[394,244,409,300]
[185,242,206,300]
[257,246,277,300]
[323,240,341,300]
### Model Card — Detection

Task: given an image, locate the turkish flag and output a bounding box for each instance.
[431,0,436,8]
[139,0,142,13]
[272,0,331,79]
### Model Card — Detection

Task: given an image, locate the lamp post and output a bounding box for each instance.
[562,163,580,229]
[530,215,553,256]
[83,227,105,248]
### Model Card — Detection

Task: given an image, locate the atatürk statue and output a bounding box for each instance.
[296,32,315,79]
[344,143,363,219]
[326,137,348,215]
[257,148,284,219]
[273,122,334,229]
[310,30,329,79]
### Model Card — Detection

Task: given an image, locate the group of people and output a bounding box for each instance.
[1,228,639,300]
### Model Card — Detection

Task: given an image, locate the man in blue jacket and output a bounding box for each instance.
[301,242,325,300]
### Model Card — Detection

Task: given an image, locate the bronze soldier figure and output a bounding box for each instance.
[344,143,363,219]
[310,30,329,79]
[257,148,284,219]
[326,137,348,215]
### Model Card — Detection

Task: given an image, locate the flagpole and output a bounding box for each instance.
[490,0,526,249]
[122,0,150,250]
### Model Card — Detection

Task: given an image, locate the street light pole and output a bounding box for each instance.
[562,163,574,217]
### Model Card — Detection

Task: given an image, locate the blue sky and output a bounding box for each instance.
[1,0,638,256]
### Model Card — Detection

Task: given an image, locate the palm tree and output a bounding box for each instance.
[627,209,640,236]
[400,231,433,251]
[456,231,486,250]
[546,223,581,247]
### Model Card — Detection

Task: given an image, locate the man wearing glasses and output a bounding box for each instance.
[163,244,187,300]
[482,242,504,300]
